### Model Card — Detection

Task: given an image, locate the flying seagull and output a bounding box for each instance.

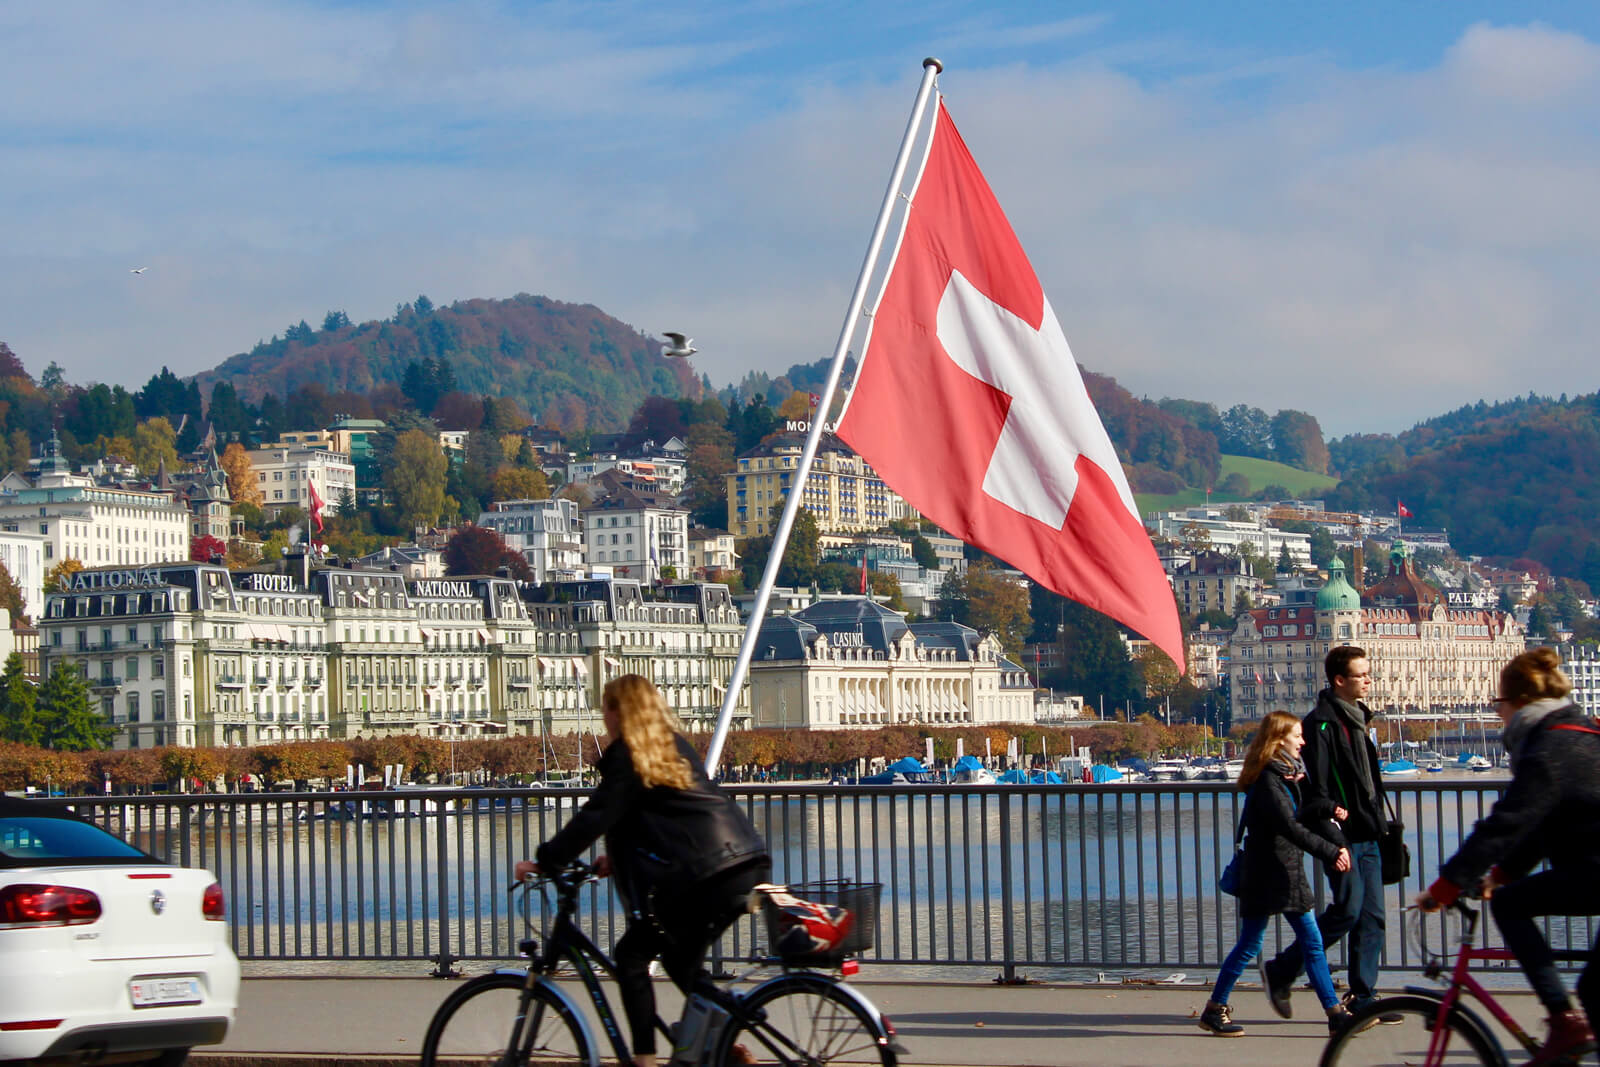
[129,267,148,274]
[662,331,697,358]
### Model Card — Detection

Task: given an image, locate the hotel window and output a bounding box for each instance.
[126,657,139,680]
[127,693,140,722]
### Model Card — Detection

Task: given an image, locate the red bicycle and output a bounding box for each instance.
[1320,900,1594,1066]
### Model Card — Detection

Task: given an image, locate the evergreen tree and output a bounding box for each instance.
[0,652,39,746]
[36,663,112,751]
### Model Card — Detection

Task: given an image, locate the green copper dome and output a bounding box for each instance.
[1315,558,1362,612]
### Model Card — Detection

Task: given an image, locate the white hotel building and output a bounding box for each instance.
[40,563,747,748]
[747,598,1034,729]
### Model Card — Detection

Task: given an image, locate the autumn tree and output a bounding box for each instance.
[935,560,1031,656]
[221,442,262,507]
[444,525,534,580]
[385,429,448,530]
[683,421,735,528]
[191,534,228,564]
[0,561,26,625]
[490,466,549,502]
[131,416,179,475]
[776,391,814,421]
[44,558,84,594]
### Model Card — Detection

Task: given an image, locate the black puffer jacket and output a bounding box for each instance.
[1237,763,1346,918]
[537,735,769,912]
[1301,688,1387,844]
[1439,702,1600,891]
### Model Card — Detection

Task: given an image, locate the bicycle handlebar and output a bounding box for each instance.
[505,859,597,896]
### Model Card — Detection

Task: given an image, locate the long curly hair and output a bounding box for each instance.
[1238,710,1301,788]
[604,674,694,790]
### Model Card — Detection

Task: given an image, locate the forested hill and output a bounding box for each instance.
[190,294,700,432]
[1325,392,1600,588]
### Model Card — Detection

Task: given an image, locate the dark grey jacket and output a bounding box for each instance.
[1440,703,1600,889]
[1238,763,1345,918]
[1301,688,1387,844]
[537,735,768,912]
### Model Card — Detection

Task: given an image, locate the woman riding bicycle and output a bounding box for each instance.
[1415,647,1600,1063]
[514,675,770,1067]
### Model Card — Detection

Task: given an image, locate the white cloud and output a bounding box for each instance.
[2,7,1597,437]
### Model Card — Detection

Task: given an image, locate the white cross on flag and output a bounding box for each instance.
[836,99,1183,670]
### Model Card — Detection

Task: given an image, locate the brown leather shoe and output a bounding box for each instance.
[1529,1009,1593,1065]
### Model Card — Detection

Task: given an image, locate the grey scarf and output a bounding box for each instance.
[1329,693,1378,802]
[1501,697,1570,772]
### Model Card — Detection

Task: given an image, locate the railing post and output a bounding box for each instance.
[430,811,456,977]
[997,789,1016,983]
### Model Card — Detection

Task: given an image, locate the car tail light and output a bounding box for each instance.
[0,884,102,926]
[202,882,225,921]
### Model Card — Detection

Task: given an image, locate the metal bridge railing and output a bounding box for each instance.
[41,781,1594,979]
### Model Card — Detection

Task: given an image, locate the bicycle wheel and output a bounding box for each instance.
[1319,994,1504,1067]
[717,974,897,1066]
[420,971,597,1067]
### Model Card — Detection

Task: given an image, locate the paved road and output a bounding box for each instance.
[190,973,1544,1065]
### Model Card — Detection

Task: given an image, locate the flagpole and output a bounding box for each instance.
[705,56,944,775]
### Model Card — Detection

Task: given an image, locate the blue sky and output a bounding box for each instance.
[4,2,1598,436]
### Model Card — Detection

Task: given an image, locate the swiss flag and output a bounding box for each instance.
[308,479,326,534]
[1397,500,1414,519]
[836,101,1183,669]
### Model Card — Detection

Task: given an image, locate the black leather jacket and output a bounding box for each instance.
[1302,688,1387,843]
[537,735,769,911]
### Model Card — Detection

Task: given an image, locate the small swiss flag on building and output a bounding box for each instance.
[308,480,326,533]
[836,100,1183,670]
[1398,500,1414,519]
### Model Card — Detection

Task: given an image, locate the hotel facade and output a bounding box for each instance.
[39,563,748,749]
[1228,552,1525,723]
[747,598,1034,730]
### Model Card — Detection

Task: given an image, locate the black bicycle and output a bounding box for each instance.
[419,860,903,1066]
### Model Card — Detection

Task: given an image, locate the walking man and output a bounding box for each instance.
[1261,645,1392,1018]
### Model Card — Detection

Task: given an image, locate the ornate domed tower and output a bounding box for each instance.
[1314,557,1363,650]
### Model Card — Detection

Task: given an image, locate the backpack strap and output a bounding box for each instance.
[1550,723,1600,737]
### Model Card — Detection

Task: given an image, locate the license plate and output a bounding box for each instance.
[130,977,201,1008]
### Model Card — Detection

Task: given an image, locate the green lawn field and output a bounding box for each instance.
[1134,454,1340,515]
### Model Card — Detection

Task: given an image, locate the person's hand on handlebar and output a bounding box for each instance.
[512,855,611,882]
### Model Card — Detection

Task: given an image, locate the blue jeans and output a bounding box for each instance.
[1212,910,1339,1010]
[1269,839,1386,1006]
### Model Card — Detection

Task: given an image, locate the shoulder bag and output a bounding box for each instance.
[1218,798,1247,897]
[1379,792,1411,885]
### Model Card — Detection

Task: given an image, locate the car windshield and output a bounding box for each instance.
[0,816,157,868]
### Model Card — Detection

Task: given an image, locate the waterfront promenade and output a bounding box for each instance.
[191,974,1545,1065]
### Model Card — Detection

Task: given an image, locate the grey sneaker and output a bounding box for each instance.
[1199,1001,1245,1037]
[1260,958,1292,1019]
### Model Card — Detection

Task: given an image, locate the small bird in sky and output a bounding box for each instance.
[662,331,697,358]
[129,267,148,274]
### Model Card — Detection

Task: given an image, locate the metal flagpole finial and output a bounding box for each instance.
[923,57,943,73]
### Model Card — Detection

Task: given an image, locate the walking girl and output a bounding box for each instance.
[1199,710,1355,1036]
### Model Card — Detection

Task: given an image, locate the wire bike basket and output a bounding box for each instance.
[761,880,881,966]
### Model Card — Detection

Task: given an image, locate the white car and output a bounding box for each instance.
[0,796,240,1065]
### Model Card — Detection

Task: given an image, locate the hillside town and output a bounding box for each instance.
[0,407,1594,756]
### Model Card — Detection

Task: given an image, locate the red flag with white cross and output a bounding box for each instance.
[308,479,326,534]
[836,100,1183,670]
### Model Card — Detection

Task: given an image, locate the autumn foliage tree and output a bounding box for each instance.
[221,442,262,507]
[444,525,534,580]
